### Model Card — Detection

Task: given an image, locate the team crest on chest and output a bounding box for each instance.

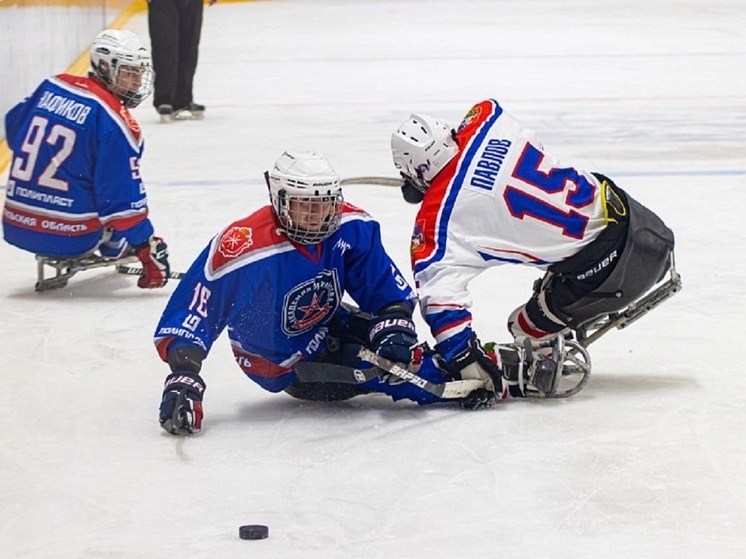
[219,226,253,258]
[457,106,481,132]
[282,269,341,336]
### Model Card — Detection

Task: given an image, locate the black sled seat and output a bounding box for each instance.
[574,252,682,347]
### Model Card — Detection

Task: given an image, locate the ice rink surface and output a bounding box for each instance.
[1,1,745,557]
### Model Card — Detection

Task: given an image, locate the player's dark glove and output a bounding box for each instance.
[135,236,170,288]
[159,371,206,435]
[400,172,426,204]
[440,333,503,410]
[369,303,418,365]
[459,388,497,410]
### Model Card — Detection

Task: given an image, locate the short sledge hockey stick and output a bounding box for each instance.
[115,265,186,280]
[357,348,484,399]
[340,177,404,187]
[298,345,592,400]
[293,350,483,400]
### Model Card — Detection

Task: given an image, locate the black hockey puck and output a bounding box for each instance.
[239,524,269,540]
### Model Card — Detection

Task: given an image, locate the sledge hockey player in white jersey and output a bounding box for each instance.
[391,99,677,406]
[156,150,488,436]
[2,29,170,290]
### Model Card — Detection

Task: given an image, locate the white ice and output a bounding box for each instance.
[2,1,746,557]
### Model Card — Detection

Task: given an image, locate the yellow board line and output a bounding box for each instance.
[0,139,10,176]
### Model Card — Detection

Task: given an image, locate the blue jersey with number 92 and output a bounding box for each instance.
[3,74,154,257]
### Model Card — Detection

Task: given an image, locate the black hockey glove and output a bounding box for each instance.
[159,371,206,436]
[440,334,503,410]
[135,236,170,289]
[460,388,497,410]
[400,172,426,204]
[368,303,418,366]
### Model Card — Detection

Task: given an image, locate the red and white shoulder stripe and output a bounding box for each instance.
[204,206,295,280]
[51,74,142,151]
[339,202,374,225]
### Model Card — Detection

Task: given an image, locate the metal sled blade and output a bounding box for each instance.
[35,254,138,292]
[517,334,592,399]
[550,337,592,398]
[575,253,682,347]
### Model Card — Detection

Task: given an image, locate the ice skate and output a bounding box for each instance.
[172,102,205,121]
[157,104,174,123]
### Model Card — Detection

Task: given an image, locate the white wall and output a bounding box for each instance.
[0,0,134,139]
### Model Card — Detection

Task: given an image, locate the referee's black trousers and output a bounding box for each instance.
[148,0,204,110]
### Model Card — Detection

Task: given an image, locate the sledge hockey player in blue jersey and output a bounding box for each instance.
[156,150,479,435]
[390,100,679,406]
[2,29,170,291]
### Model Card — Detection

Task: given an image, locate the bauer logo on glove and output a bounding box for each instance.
[368,305,418,366]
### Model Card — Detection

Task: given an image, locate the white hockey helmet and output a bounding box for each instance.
[391,113,459,193]
[90,29,154,108]
[266,151,344,245]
